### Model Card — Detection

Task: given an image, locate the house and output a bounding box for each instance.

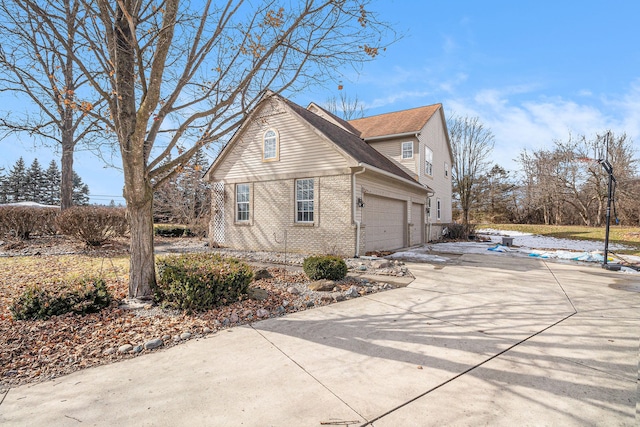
[204,92,452,257]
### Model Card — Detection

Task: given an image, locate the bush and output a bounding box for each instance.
[442,223,477,240]
[154,253,253,312]
[0,206,59,239]
[303,255,347,281]
[10,277,112,321]
[154,224,194,237]
[56,206,129,246]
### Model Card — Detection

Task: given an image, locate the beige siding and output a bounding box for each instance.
[366,137,419,179]
[211,99,350,183]
[418,109,453,225]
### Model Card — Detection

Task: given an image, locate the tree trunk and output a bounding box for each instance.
[127,182,156,300]
[60,140,74,210]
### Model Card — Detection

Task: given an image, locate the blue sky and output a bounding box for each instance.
[2,0,639,204]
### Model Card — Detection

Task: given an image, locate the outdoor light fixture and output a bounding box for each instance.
[357,197,364,208]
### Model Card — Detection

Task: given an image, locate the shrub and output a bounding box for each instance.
[154,224,194,237]
[56,206,129,246]
[154,253,253,312]
[10,277,112,321]
[303,255,347,281]
[443,223,477,240]
[0,206,59,239]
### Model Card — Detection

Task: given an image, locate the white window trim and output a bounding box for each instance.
[295,178,314,223]
[263,129,279,162]
[401,141,413,159]
[425,146,433,176]
[235,183,250,222]
[436,198,441,221]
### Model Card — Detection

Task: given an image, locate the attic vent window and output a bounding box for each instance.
[401,141,413,159]
[263,129,279,161]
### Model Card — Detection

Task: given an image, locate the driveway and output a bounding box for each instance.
[1,253,638,426]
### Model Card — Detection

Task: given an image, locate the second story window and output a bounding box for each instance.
[263,129,278,161]
[401,141,413,159]
[444,162,449,178]
[425,147,433,176]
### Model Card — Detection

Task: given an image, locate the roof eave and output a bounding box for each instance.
[358,162,432,193]
[363,131,420,142]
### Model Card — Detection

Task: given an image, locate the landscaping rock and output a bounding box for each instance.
[132,345,143,353]
[180,332,192,340]
[103,347,116,355]
[229,312,239,323]
[118,344,133,354]
[253,268,273,280]
[345,286,359,298]
[287,286,300,295]
[161,335,171,341]
[248,287,269,300]
[203,327,212,334]
[308,280,335,291]
[144,338,163,350]
[256,308,269,318]
[371,260,390,269]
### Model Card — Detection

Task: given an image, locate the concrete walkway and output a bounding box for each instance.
[1,253,639,426]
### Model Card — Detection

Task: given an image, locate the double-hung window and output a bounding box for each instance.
[401,141,413,159]
[295,179,314,223]
[436,198,442,220]
[425,147,433,176]
[236,184,250,222]
[263,130,278,161]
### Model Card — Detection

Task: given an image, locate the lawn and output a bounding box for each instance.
[478,224,640,256]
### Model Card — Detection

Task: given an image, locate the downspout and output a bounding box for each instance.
[352,166,366,257]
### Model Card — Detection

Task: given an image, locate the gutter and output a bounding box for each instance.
[358,162,431,193]
[352,166,366,257]
[363,132,420,142]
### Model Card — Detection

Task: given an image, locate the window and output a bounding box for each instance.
[295,178,314,223]
[436,198,441,220]
[427,197,432,218]
[425,147,433,176]
[236,184,250,222]
[263,129,278,161]
[444,162,449,178]
[401,141,413,159]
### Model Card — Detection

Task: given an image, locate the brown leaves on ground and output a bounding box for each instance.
[0,254,350,392]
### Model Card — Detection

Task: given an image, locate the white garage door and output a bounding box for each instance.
[410,202,424,246]
[364,195,406,252]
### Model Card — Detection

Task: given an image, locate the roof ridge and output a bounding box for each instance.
[349,103,442,122]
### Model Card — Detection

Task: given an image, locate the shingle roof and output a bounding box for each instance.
[306,102,362,137]
[348,104,441,139]
[280,97,419,184]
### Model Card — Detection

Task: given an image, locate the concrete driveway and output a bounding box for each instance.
[1,253,639,426]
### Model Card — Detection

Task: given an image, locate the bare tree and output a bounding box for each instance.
[24,0,392,300]
[448,115,494,232]
[0,0,108,209]
[325,91,366,120]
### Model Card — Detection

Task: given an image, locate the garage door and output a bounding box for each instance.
[364,195,406,252]
[410,202,424,246]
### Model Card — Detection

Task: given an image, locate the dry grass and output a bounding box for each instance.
[478,224,640,256]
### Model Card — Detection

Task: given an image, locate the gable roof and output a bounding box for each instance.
[348,104,441,139]
[281,97,418,183]
[305,102,362,136]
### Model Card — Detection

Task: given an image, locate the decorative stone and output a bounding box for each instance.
[229,313,239,323]
[287,286,300,295]
[308,280,335,291]
[132,345,143,353]
[371,260,390,269]
[358,265,367,271]
[248,287,269,300]
[276,306,286,314]
[222,318,230,326]
[282,300,289,307]
[256,308,269,318]
[306,301,315,307]
[161,335,171,341]
[118,344,133,354]
[203,327,212,334]
[103,347,116,355]
[253,269,273,280]
[345,286,359,298]
[180,332,191,340]
[173,335,181,342]
[144,338,163,350]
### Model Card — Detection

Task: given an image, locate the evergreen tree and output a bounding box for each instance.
[6,157,28,203]
[43,160,62,205]
[0,166,6,203]
[25,158,45,203]
[72,171,90,205]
